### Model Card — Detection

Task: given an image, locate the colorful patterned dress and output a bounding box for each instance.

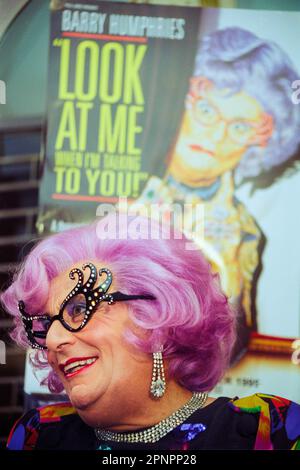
[6,393,300,450]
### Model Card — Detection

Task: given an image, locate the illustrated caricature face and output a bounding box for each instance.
[169,77,273,186]
[45,261,152,414]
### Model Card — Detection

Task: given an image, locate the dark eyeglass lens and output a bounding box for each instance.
[31,317,51,348]
[62,294,87,330]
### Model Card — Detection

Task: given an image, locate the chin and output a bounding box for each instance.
[67,381,101,410]
[71,397,92,410]
[69,389,95,410]
[176,162,219,181]
[175,149,216,168]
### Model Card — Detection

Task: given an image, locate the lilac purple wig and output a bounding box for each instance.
[195,27,300,182]
[1,213,236,393]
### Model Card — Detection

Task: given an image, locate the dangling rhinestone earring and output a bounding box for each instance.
[150,350,166,398]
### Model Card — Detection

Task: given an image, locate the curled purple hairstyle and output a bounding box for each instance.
[1,213,236,394]
[195,27,300,182]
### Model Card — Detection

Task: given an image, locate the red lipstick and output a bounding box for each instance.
[59,356,98,378]
[189,144,214,156]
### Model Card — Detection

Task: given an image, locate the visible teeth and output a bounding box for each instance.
[64,358,97,374]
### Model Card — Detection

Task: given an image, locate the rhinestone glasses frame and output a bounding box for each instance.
[18,263,156,350]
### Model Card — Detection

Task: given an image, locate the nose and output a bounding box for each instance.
[46,319,76,351]
[207,121,227,143]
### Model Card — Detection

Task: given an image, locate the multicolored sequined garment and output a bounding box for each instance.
[7,393,300,450]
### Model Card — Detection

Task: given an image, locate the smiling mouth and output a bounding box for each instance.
[189,144,214,156]
[60,357,98,378]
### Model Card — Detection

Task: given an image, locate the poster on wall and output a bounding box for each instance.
[39,0,201,229]
[35,0,300,401]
